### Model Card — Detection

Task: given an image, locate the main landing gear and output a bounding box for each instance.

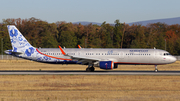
[155,65,158,72]
[86,64,95,72]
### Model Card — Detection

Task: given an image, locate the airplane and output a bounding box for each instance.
[4,25,177,72]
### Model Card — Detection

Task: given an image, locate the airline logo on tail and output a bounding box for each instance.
[7,25,33,54]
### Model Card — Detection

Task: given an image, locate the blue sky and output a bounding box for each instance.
[1,0,180,24]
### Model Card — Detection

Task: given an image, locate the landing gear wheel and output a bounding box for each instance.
[86,68,91,72]
[154,65,158,72]
[86,67,95,72]
[90,67,95,72]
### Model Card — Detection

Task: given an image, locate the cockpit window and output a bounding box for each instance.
[164,53,171,56]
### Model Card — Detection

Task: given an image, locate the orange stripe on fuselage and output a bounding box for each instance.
[36,49,72,61]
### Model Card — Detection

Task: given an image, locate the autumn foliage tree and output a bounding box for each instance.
[1,18,180,55]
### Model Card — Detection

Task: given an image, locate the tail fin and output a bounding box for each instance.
[6,25,36,57]
[6,25,67,62]
[7,25,34,53]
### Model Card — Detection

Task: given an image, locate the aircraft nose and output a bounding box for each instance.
[172,56,177,63]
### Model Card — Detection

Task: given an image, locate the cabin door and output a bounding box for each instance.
[154,50,159,59]
[119,52,124,59]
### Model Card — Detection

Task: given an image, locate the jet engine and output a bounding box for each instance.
[98,61,114,69]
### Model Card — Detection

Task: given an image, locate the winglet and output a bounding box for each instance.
[58,46,66,55]
[78,45,82,49]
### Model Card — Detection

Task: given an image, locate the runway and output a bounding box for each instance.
[0,70,180,75]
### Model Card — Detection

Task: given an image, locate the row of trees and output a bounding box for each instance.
[0,17,180,55]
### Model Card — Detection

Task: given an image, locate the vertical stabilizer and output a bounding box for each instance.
[7,25,34,53]
[7,25,36,58]
[6,25,68,62]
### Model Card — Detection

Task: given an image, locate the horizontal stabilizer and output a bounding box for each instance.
[12,52,23,55]
[4,50,23,55]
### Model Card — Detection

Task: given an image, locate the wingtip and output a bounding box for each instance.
[58,46,66,55]
[78,45,81,49]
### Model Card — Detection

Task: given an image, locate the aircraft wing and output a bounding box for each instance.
[71,56,100,64]
[59,46,100,65]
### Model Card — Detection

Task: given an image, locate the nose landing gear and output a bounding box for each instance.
[154,65,158,72]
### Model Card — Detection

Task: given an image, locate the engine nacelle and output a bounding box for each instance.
[99,61,114,69]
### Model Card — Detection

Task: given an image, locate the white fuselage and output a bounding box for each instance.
[36,48,176,65]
